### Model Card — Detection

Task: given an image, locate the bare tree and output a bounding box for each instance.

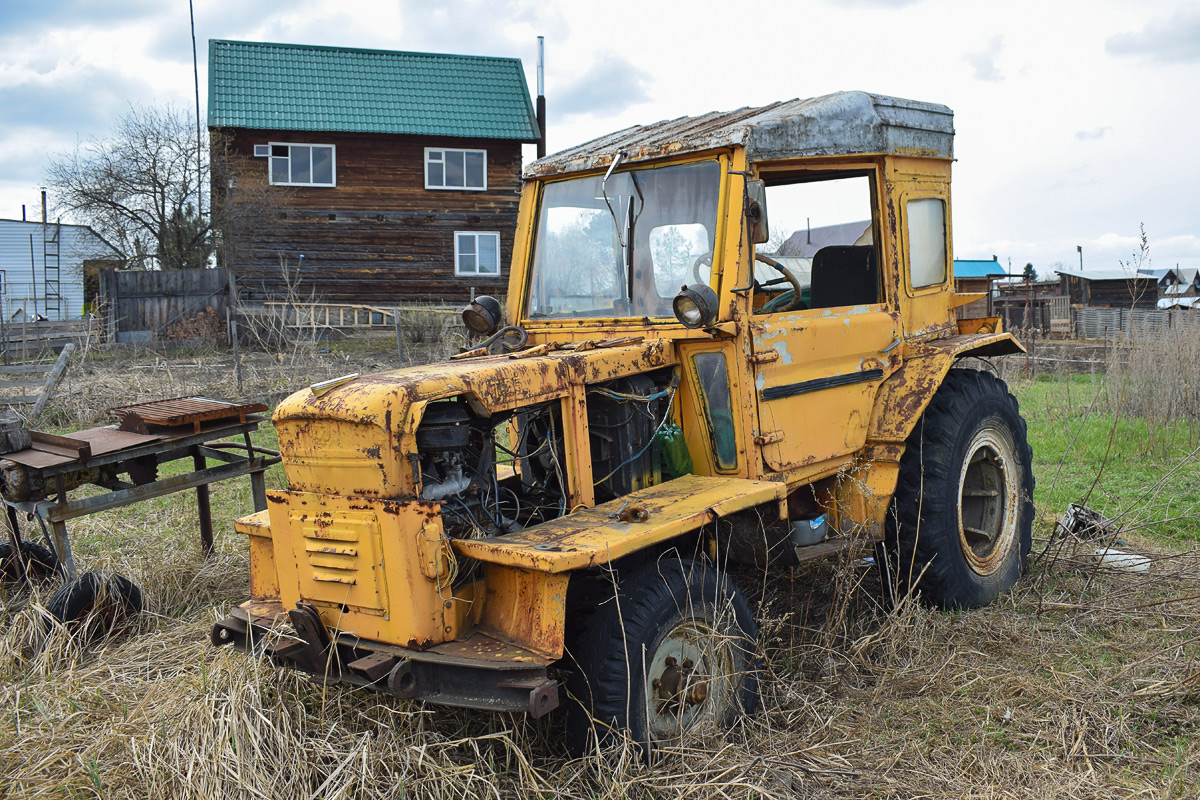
[46,105,210,270]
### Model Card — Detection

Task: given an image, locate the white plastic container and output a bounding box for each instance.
[791,514,828,547]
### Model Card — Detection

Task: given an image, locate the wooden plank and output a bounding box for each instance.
[32,342,74,417]
[0,380,41,390]
[0,365,55,375]
[30,431,92,460]
[0,395,40,405]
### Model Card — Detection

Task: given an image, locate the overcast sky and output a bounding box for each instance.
[1,0,1197,275]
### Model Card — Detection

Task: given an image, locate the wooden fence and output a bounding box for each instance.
[0,318,97,360]
[98,268,234,344]
[1074,307,1200,339]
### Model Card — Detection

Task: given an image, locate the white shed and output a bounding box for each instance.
[0,219,122,320]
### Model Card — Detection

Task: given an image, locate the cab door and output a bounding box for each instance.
[751,304,898,472]
[746,169,899,474]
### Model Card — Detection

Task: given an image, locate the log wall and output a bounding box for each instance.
[217,129,522,304]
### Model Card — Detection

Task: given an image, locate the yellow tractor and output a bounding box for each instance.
[213,91,1033,755]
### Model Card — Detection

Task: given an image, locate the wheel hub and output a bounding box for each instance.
[644,620,730,740]
[652,655,709,714]
[957,426,1019,576]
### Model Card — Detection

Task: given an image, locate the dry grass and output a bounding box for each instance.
[1103,323,1200,428]
[2,349,1200,797]
[35,335,456,429]
[5,504,1199,797]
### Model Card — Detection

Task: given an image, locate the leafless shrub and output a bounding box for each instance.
[1104,323,1200,428]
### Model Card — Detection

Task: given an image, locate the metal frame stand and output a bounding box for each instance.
[3,420,280,581]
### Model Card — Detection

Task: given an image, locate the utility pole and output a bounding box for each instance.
[536,37,546,159]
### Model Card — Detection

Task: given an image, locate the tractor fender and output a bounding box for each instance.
[866,331,1025,446]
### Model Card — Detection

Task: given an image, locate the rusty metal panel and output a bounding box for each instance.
[865,332,1024,444]
[109,397,267,429]
[479,565,568,659]
[526,91,953,177]
[451,474,786,573]
[265,491,455,649]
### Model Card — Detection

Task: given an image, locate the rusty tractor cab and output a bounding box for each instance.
[214,91,1033,756]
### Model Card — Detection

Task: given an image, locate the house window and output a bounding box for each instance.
[455,232,501,276]
[427,148,487,190]
[269,143,336,187]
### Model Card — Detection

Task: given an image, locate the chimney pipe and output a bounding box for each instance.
[21,205,25,221]
[536,36,546,159]
[41,188,47,224]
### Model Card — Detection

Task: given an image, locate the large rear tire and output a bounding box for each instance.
[565,558,759,757]
[884,368,1034,609]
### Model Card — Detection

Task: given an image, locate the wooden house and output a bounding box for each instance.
[208,39,541,305]
[1055,269,1157,310]
[1161,268,1200,300]
[991,279,1067,334]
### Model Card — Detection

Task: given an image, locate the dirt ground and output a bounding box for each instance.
[1,342,1198,799]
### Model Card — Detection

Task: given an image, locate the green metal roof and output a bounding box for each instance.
[208,39,540,141]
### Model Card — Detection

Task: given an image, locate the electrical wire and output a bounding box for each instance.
[592,385,677,488]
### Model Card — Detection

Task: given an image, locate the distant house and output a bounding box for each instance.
[0,219,122,320]
[208,39,541,305]
[1055,269,1157,309]
[777,220,871,257]
[1160,268,1199,299]
[952,258,1008,318]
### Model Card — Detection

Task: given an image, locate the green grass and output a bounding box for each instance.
[1014,372,1200,543]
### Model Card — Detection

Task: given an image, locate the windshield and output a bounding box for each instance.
[526,160,721,319]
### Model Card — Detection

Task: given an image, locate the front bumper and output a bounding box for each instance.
[212,599,559,718]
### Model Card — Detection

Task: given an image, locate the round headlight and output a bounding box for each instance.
[461,295,502,335]
[672,284,718,329]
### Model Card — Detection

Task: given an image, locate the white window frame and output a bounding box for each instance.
[268,142,337,187]
[454,232,501,276]
[426,147,488,191]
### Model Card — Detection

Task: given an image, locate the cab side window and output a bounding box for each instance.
[906,197,947,288]
[753,174,880,313]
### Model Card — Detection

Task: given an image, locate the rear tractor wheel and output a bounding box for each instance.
[884,368,1034,609]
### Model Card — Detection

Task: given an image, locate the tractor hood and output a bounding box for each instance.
[272,339,676,499]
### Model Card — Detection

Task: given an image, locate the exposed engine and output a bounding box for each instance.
[414,369,677,540]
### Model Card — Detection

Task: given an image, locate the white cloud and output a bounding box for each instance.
[1107,8,1200,64]
[964,35,1005,82]
[553,52,652,118]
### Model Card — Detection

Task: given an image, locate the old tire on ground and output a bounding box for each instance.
[0,540,59,583]
[565,558,759,757]
[884,368,1034,609]
[46,571,143,631]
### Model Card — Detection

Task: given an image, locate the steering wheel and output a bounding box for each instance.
[753,254,805,312]
[691,252,805,312]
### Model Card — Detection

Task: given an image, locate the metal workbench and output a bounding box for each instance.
[2,408,281,584]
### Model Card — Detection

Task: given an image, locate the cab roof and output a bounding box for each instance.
[526,90,954,178]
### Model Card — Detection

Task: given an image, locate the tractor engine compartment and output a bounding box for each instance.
[413,369,676,540]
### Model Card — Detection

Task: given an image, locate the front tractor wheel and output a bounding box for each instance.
[565,559,759,757]
[884,368,1034,609]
